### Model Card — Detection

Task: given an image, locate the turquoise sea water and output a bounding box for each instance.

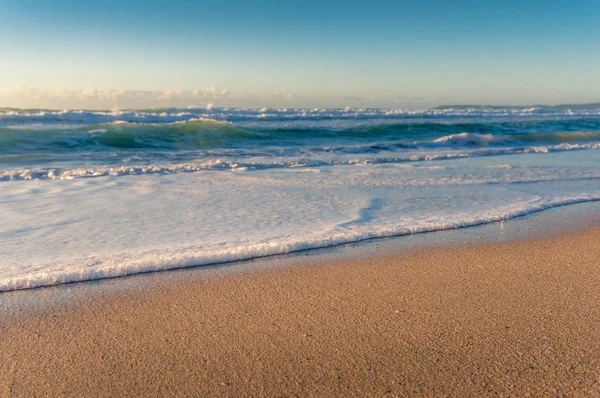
[1,105,600,291]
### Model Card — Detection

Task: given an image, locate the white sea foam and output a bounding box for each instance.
[2,151,600,292]
[432,133,510,146]
[2,141,599,181]
[2,105,600,128]
[3,194,600,293]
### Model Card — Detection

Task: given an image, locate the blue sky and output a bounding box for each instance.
[1,0,599,109]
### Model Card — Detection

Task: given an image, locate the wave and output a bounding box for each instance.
[2,116,600,154]
[3,140,600,181]
[0,119,261,153]
[430,131,600,146]
[2,105,600,126]
[2,194,599,292]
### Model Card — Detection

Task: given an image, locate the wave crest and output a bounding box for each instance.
[2,105,600,126]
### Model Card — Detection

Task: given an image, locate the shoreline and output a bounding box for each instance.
[2,203,600,395]
[3,198,600,300]
[2,200,600,316]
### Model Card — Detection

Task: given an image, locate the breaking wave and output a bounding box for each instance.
[2,117,600,153]
[2,103,600,124]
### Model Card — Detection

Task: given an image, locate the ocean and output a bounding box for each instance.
[2,105,600,291]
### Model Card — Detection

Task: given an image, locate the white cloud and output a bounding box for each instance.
[0,85,438,109]
[0,86,238,109]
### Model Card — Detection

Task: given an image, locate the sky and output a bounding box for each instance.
[1,0,599,109]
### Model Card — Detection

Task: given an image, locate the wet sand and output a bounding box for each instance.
[1,225,599,396]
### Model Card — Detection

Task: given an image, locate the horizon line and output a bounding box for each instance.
[2,102,600,112]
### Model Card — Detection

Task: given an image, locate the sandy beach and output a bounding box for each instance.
[4,1,600,396]
[1,219,599,397]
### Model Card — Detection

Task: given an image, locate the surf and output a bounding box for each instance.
[2,106,600,292]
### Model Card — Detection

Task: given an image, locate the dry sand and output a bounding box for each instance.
[1,227,599,397]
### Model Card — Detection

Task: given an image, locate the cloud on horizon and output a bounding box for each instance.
[0,86,437,110]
